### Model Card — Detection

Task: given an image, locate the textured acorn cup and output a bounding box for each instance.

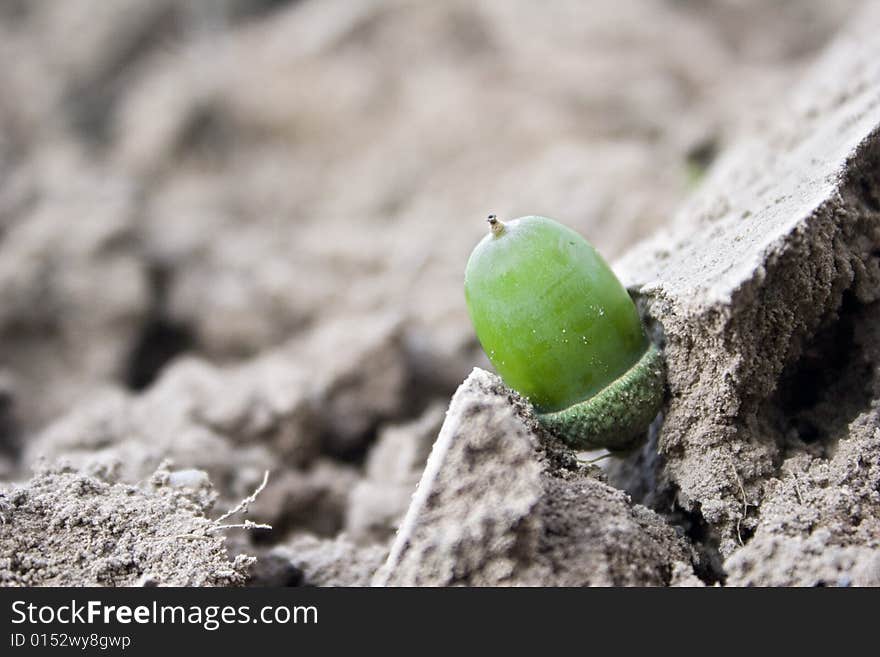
[464,215,664,451]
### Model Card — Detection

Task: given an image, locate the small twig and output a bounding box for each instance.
[215,470,269,524]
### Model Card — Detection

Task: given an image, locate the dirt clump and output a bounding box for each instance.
[0,464,252,586]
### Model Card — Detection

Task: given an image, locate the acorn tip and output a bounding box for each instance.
[487,214,505,236]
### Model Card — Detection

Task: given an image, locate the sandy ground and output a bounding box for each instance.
[0,0,876,586]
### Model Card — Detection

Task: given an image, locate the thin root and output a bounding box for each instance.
[729,462,750,547]
[578,452,614,466]
[792,472,804,504]
[215,470,269,524]
[178,471,273,539]
[207,519,273,533]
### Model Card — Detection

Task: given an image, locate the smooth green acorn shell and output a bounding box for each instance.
[464,215,663,450]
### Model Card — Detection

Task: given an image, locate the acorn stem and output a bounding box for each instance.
[487,214,505,237]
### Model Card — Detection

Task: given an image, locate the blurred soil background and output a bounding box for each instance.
[0,0,866,585]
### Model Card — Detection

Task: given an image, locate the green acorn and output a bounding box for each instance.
[464,214,664,451]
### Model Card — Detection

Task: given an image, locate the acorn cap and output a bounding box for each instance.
[536,343,664,451]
